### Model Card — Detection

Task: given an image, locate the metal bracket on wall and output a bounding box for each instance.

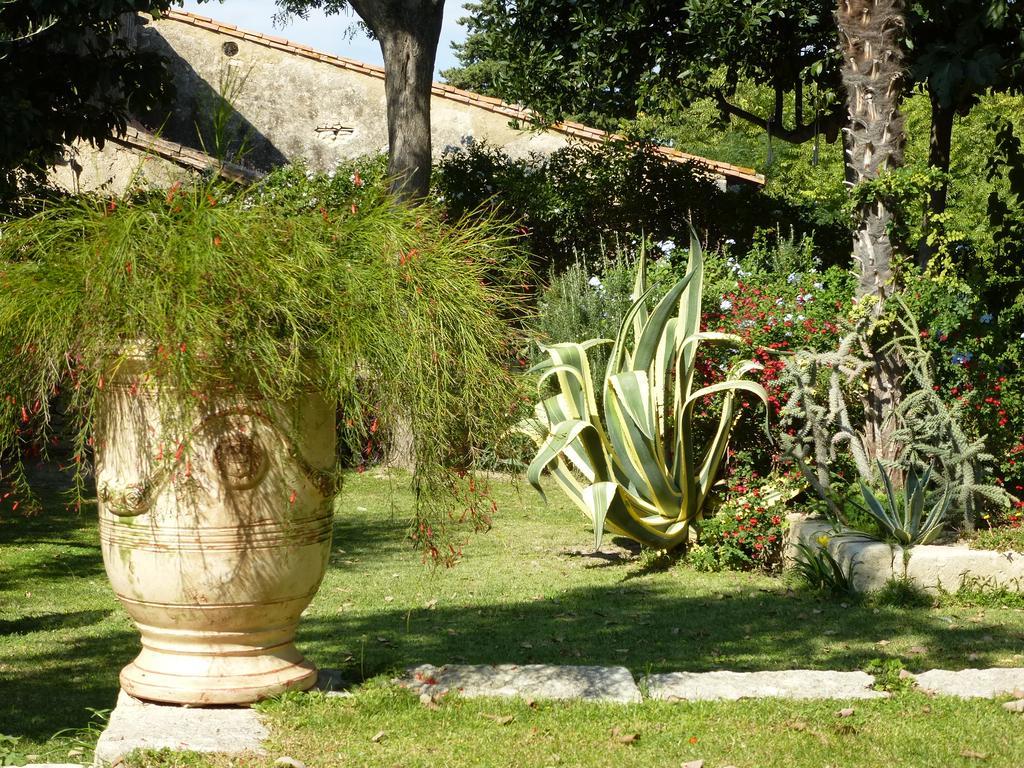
[315,123,355,139]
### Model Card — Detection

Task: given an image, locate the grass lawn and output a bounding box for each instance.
[3,470,1024,766]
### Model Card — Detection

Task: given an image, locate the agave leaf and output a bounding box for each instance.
[582,481,616,551]
[877,460,900,525]
[632,268,697,372]
[525,419,605,498]
[609,370,655,441]
[605,374,681,513]
[860,480,904,542]
[678,230,704,374]
[906,465,925,538]
[917,484,953,545]
[630,245,649,341]
[606,284,659,387]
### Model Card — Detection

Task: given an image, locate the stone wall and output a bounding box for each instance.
[54,11,763,194]
[140,14,571,174]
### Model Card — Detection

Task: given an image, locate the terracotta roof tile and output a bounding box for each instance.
[160,10,763,184]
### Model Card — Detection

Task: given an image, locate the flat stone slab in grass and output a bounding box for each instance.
[404,664,642,703]
[94,690,268,765]
[914,668,1024,698]
[646,670,887,701]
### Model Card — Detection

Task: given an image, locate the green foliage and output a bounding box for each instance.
[0,734,26,767]
[940,574,1024,610]
[857,461,953,546]
[864,658,915,693]
[689,478,792,573]
[434,137,848,272]
[970,525,1024,554]
[791,540,855,596]
[872,577,934,609]
[986,115,1024,290]
[446,0,841,138]
[521,237,769,551]
[908,1,1024,112]
[0,173,529,558]
[0,1,174,203]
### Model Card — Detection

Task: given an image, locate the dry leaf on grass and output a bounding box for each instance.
[610,726,640,745]
[481,713,515,725]
[960,749,989,760]
[371,731,386,743]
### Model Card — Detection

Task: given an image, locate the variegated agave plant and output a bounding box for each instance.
[520,235,770,551]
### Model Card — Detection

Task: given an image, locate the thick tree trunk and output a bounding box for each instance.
[351,0,444,201]
[348,1,444,471]
[917,89,954,267]
[836,0,908,465]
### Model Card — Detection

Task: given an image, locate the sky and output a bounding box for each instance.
[179,1,470,79]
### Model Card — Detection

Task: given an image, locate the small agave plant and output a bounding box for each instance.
[520,234,770,551]
[858,460,953,545]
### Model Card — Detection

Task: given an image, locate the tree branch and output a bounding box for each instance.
[713,90,844,144]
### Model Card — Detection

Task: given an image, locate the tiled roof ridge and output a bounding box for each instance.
[160,10,764,185]
[112,125,265,183]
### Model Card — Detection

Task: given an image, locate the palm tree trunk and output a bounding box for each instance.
[836,0,908,464]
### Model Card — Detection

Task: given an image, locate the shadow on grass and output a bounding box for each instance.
[297,579,1024,682]
[0,609,112,636]
[0,626,137,744]
[0,547,105,594]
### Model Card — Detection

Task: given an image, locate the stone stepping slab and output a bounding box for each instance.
[87,666,1024,763]
[94,690,268,765]
[914,668,1024,698]
[645,670,887,701]
[403,663,643,703]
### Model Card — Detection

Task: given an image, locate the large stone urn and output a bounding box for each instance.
[96,356,336,705]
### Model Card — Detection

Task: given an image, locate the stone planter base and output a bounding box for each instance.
[120,624,317,705]
[786,514,1024,593]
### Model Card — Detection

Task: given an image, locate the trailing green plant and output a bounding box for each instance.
[0,734,25,767]
[0,174,529,561]
[938,573,1024,609]
[856,461,952,546]
[790,539,855,596]
[519,234,770,551]
[864,658,915,694]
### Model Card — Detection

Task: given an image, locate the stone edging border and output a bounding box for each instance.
[786,515,1024,593]
[85,664,1024,765]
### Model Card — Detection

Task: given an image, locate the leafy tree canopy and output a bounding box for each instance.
[0,1,174,202]
[445,0,1024,145]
